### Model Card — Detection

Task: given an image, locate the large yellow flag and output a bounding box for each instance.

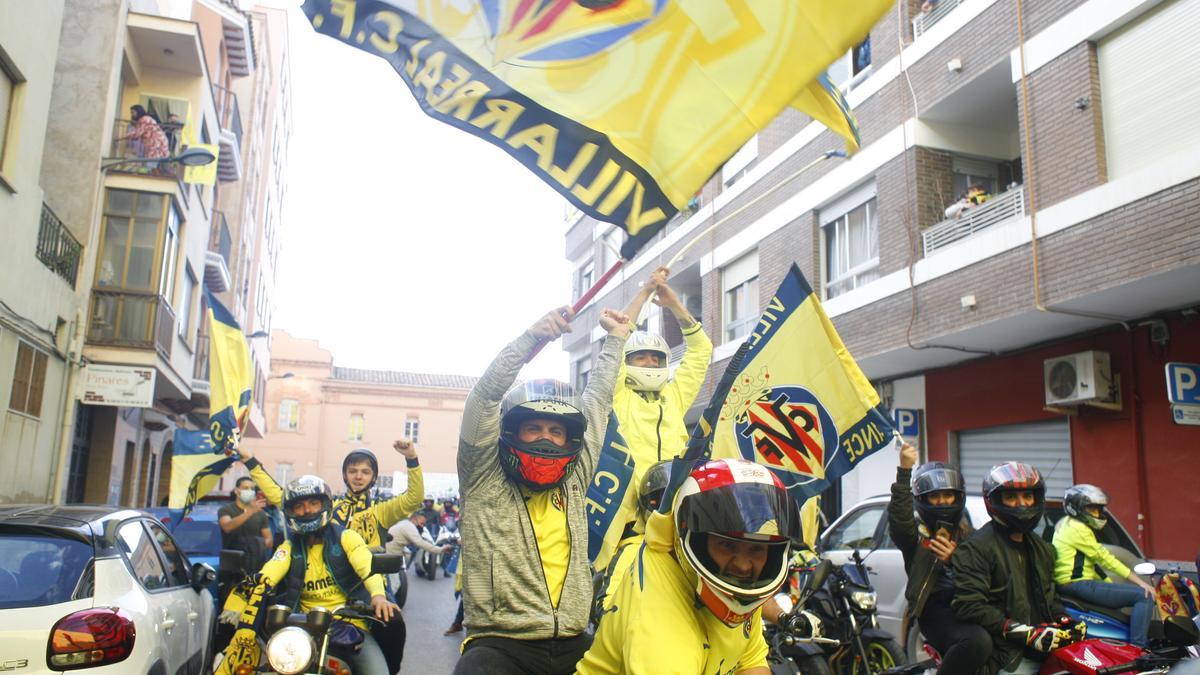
[302,0,888,258]
[206,292,253,455]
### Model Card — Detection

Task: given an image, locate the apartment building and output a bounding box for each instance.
[564,0,1199,560]
[241,330,474,496]
[0,0,290,506]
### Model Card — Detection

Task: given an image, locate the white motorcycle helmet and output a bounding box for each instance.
[624,331,670,392]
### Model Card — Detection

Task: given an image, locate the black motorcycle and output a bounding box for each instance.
[767,558,838,675]
[805,549,906,675]
[257,553,404,674]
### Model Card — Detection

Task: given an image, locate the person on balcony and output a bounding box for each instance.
[944,184,992,220]
[119,105,169,171]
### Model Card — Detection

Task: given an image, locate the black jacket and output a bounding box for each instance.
[886,467,950,622]
[952,522,1065,674]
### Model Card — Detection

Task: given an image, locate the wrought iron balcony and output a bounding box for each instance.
[922,185,1026,256]
[36,204,82,287]
[88,289,175,359]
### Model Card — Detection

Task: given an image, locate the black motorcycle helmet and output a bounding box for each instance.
[637,461,672,516]
[982,462,1045,534]
[911,462,965,532]
[342,448,379,493]
[498,379,586,491]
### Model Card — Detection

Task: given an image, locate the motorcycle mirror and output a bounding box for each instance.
[371,553,404,575]
[773,593,794,615]
[1132,561,1156,576]
[807,559,834,593]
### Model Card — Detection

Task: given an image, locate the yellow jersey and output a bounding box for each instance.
[521,485,570,608]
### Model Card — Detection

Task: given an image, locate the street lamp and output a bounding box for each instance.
[99,146,216,172]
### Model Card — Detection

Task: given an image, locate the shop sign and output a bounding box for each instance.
[79,364,156,408]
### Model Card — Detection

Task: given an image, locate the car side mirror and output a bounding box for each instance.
[1132,561,1156,576]
[191,563,216,591]
[371,553,404,575]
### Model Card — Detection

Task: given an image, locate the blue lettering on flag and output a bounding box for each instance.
[586,414,635,564]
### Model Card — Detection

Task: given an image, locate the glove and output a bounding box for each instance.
[1003,620,1069,653]
[218,609,241,626]
[1054,614,1088,643]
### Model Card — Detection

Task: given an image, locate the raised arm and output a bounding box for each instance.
[578,309,631,477]
[887,444,919,563]
[458,307,574,489]
[621,267,666,324]
[240,450,283,507]
[370,440,425,529]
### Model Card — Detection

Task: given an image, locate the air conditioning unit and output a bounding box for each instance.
[1043,351,1113,406]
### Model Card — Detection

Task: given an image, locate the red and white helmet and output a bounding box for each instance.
[673,458,801,626]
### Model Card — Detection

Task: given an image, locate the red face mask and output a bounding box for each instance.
[514,449,574,488]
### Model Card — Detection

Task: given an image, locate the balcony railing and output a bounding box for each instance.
[213,84,243,150]
[108,118,182,180]
[922,185,1026,256]
[36,204,82,287]
[88,289,174,358]
[912,0,963,38]
[212,211,232,267]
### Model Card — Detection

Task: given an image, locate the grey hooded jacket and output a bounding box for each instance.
[458,330,623,642]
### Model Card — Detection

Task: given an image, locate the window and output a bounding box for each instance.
[97,191,178,293]
[722,135,758,187]
[820,505,884,552]
[178,266,196,340]
[826,37,872,88]
[577,259,595,297]
[116,521,167,590]
[823,197,879,299]
[349,414,365,441]
[404,417,420,444]
[276,462,294,487]
[144,521,189,587]
[0,48,23,174]
[278,399,299,431]
[574,356,592,393]
[9,342,48,418]
[951,156,999,200]
[721,251,759,343]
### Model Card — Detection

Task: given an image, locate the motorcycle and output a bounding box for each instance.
[257,553,405,674]
[1065,562,1199,654]
[766,558,838,675]
[805,549,907,674]
[438,522,461,577]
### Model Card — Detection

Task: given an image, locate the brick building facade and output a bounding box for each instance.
[563,0,1200,560]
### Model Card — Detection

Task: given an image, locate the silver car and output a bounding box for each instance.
[816,495,1152,661]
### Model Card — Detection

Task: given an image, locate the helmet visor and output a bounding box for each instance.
[912,465,964,496]
[678,482,799,541]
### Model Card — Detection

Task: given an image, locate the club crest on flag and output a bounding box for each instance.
[729,381,838,484]
[479,0,667,64]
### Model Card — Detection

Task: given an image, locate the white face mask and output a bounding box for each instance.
[238,489,256,504]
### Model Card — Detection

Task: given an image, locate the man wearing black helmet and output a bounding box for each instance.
[217,476,398,675]
[951,462,1083,674]
[887,442,990,674]
[454,305,629,675]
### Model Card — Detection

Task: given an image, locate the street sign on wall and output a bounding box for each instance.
[79,364,156,408]
[893,408,922,438]
[1165,363,1200,405]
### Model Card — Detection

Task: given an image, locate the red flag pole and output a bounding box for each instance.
[527,259,625,362]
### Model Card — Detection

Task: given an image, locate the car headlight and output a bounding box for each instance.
[266,626,315,675]
[849,590,877,611]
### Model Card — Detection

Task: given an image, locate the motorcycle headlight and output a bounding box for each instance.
[266,626,315,675]
[849,590,877,611]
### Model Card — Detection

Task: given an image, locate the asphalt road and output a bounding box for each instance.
[398,565,463,674]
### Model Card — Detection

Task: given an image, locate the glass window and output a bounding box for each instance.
[0,56,19,168]
[349,414,365,441]
[278,399,299,431]
[144,521,189,587]
[575,356,592,393]
[721,251,759,343]
[276,462,294,487]
[158,203,181,304]
[578,260,595,297]
[0,530,94,609]
[116,521,167,590]
[722,135,759,187]
[178,267,196,339]
[98,190,169,291]
[8,342,48,417]
[821,506,884,552]
[404,417,420,444]
[824,198,879,298]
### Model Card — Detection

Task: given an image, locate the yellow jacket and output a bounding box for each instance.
[1053,516,1131,584]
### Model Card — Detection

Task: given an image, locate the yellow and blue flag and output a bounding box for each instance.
[585,413,636,565]
[694,263,894,505]
[301,0,889,258]
[168,428,237,523]
[207,291,253,455]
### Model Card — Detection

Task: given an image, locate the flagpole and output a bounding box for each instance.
[527,259,625,362]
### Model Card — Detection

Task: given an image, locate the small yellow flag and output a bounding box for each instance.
[183,143,220,186]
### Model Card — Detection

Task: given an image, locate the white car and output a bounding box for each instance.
[0,505,216,674]
[817,494,1155,661]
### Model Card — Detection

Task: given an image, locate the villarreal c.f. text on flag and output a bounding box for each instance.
[585,413,636,567]
[707,264,895,505]
[207,291,253,455]
[302,0,890,259]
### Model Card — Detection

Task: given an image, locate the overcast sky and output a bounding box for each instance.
[269,2,576,379]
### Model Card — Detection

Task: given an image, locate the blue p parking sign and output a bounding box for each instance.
[893,408,921,438]
[1165,363,1200,405]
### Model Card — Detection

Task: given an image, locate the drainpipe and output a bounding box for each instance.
[1127,330,1153,554]
[51,306,87,504]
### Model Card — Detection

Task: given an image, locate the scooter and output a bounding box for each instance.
[438,523,461,576]
[257,553,405,674]
[418,525,443,580]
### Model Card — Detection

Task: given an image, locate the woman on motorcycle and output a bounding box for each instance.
[1053,484,1156,647]
[888,442,991,673]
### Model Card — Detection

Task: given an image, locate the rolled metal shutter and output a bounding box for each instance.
[956,419,1073,500]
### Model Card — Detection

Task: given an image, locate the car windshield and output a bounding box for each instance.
[0,528,94,609]
[172,521,222,556]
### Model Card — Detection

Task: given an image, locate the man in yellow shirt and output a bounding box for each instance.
[593,266,713,569]
[217,476,398,675]
[578,457,801,675]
